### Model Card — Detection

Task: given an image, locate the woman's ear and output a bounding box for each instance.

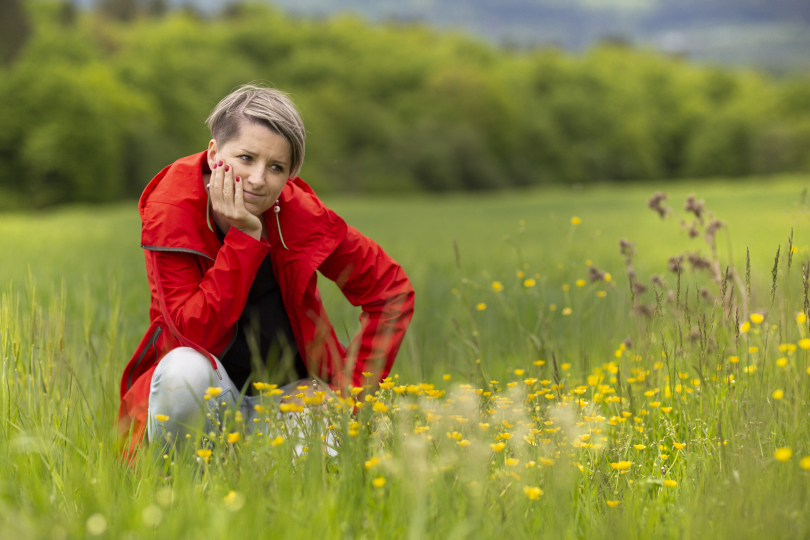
[206,139,218,170]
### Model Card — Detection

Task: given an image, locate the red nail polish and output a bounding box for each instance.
[218,160,223,167]
[212,163,217,169]
[224,165,230,172]
[235,176,240,182]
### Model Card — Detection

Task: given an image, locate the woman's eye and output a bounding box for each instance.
[271,165,283,172]
[239,155,251,162]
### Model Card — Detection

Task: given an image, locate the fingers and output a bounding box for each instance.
[209,160,224,211]
[221,163,235,215]
[233,171,245,213]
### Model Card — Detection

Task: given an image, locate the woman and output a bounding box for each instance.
[117,84,415,454]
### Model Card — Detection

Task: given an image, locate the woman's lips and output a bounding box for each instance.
[243,190,262,200]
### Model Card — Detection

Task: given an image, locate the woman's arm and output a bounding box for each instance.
[318,225,415,388]
[146,226,270,355]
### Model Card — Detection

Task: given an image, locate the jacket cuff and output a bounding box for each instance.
[224,226,272,253]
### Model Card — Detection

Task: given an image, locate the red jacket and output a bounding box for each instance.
[118,151,414,451]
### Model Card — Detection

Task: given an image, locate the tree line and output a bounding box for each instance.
[1,0,810,206]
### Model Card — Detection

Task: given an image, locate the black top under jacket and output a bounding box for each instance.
[216,224,307,394]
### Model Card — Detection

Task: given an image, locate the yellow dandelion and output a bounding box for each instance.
[772,389,784,400]
[271,436,284,446]
[562,308,573,316]
[534,360,546,366]
[749,346,758,354]
[661,407,673,413]
[524,486,543,500]
[740,322,751,333]
[479,423,490,430]
[490,442,506,452]
[227,432,241,444]
[154,414,169,422]
[549,304,557,311]
[800,456,810,470]
[372,477,386,488]
[506,458,520,467]
[633,444,645,450]
[524,278,536,288]
[604,273,612,282]
[610,461,632,471]
[797,313,807,324]
[606,500,620,508]
[776,357,788,368]
[457,440,471,447]
[514,369,525,376]
[562,284,570,291]
[729,356,739,364]
[800,339,810,350]
[373,401,388,413]
[663,479,677,487]
[365,457,381,470]
[575,279,586,287]
[476,303,487,311]
[561,363,571,370]
[205,387,222,397]
[196,449,212,462]
[597,291,607,298]
[750,313,764,324]
[492,281,504,292]
[775,447,793,462]
[673,442,686,450]
[443,374,451,381]
[571,216,582,225]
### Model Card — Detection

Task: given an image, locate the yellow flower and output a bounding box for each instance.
[663,479,677,487]
[506,458,520,467]
[196,449,212,462]
[604,273,612,282]
[740,322,751,333]
[271,436,284,446]
[350,386,364,395]
[154,414,169,422]
[597,291,607,298]
[633,444,645,450]
[606,500,620,508]
[514,369,525,376]
[365,457,381,470]
[372,401,389,413]
[478,423,490,430]
[800,456,810,470]
[549,304,557,311]
[524,486,543,500]
[372,477,386,488]
[205,387,222,397]
[775,447,793,462]
[772,389,784,400]
[227,432,241,444]
[517,270,525,278]
[534,360,546,366]
[524,278,536,288]
[571,216,582,225]
[457,440,471,447]
[476,303,487,311]
[729,356,739,364]
[443,374,451,381]
[673,442,686,450]
[492,281,504,292]
[610,461,632,471]
[561,363,571,370]
[800,339,810,350]
[750,313,764,324]
[797,313,807,324]
[490,442,506,452]
[776,357,788,368]
[562,284,570,291]
[575,279,586,287]
[661,407,673,413]
[749,346,758,354]
[562,308,573,316]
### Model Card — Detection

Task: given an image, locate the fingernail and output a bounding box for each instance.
[212,163,217,169]
[206,184,210,190]
[235,176,240,182]
[218,160,223,167]
[224,165,230,172]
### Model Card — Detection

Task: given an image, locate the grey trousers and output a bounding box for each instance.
[146,347,306,447]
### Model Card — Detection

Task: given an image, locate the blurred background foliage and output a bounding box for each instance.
[1,0,810,206]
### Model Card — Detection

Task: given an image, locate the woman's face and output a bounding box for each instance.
[206,121,293,216]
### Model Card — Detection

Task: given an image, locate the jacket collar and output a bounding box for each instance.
[139,151,347,266]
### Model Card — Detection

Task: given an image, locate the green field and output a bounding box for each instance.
[3,176,810,538]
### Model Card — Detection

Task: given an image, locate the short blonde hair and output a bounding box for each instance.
[206,84,306,178]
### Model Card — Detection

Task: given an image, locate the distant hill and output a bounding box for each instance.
[71,0,810,70]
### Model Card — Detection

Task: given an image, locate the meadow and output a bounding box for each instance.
[2,176,810,538]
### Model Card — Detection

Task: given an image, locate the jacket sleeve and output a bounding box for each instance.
[147,227,270,355]
[318,225,415,388]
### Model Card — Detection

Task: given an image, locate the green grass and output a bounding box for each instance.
[2,175,810,539]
